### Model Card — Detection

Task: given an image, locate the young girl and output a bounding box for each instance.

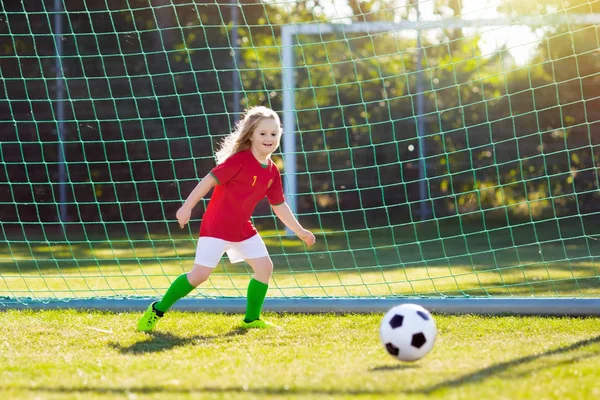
[137,106,315,331]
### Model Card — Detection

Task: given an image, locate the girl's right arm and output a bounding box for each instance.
[176,173,218,228]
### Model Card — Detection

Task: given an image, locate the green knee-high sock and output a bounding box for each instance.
[154,273,195,313]
[244,278,269,322]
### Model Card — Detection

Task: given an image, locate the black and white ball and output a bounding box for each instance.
[379,303,437,362]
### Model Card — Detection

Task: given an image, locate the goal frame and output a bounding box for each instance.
[4,14,600,315]
[4,297,600,316]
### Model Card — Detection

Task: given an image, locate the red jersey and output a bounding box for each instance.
[200,149,285,241]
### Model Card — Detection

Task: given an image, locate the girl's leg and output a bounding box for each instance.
[138,237,223,331]
[154,236,224,313]
[243,256,273,322]
[154,264,212,313]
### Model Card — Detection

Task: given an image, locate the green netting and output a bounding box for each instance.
[1,0,600,306]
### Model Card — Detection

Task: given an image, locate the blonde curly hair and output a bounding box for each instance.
[215,106,282,165]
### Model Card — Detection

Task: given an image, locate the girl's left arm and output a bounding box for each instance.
[271,202,316,246]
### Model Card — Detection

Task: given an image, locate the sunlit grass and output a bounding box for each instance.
[2,221,600,300]
[1,311,599,400]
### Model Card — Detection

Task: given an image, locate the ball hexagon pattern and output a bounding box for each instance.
[379,303,437,362]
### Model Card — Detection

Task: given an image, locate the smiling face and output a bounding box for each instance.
[249,117,281,159]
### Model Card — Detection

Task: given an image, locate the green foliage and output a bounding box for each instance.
[1,0,599,224]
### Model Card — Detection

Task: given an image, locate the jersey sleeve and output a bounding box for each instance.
[266,166,285,205]
[209,153,243,185]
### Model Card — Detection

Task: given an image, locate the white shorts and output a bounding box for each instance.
[193,234,269,268]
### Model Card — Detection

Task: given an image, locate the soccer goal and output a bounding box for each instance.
[2,1,600,315]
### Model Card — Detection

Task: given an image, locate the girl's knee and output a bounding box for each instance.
[259,266,273,281]
[263,259,274,273]
[187,264,213,286]
[251,258,273,281]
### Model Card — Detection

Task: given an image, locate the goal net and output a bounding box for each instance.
[2,0,600,314]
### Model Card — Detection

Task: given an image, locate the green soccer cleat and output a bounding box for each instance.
[240,319,277,329]
[137,302,162,332]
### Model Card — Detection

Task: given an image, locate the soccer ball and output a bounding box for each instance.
[379,303,437,362]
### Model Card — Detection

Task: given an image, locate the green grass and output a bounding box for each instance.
[1,310,599,399]
[2,219,600,301]
[2,218,600,398]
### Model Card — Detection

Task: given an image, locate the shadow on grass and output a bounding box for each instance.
[3,220,600,298]
[108,328,248,354]
[370,363,420,371]
[5,219,600,273]
[409,334,600,395]
[14,385,396,397]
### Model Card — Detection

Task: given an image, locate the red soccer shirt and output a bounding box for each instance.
[200,149,285,241]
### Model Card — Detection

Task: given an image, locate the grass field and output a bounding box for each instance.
[1,310,599,400]
[2,219,600,398]
[2,218,600,301]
